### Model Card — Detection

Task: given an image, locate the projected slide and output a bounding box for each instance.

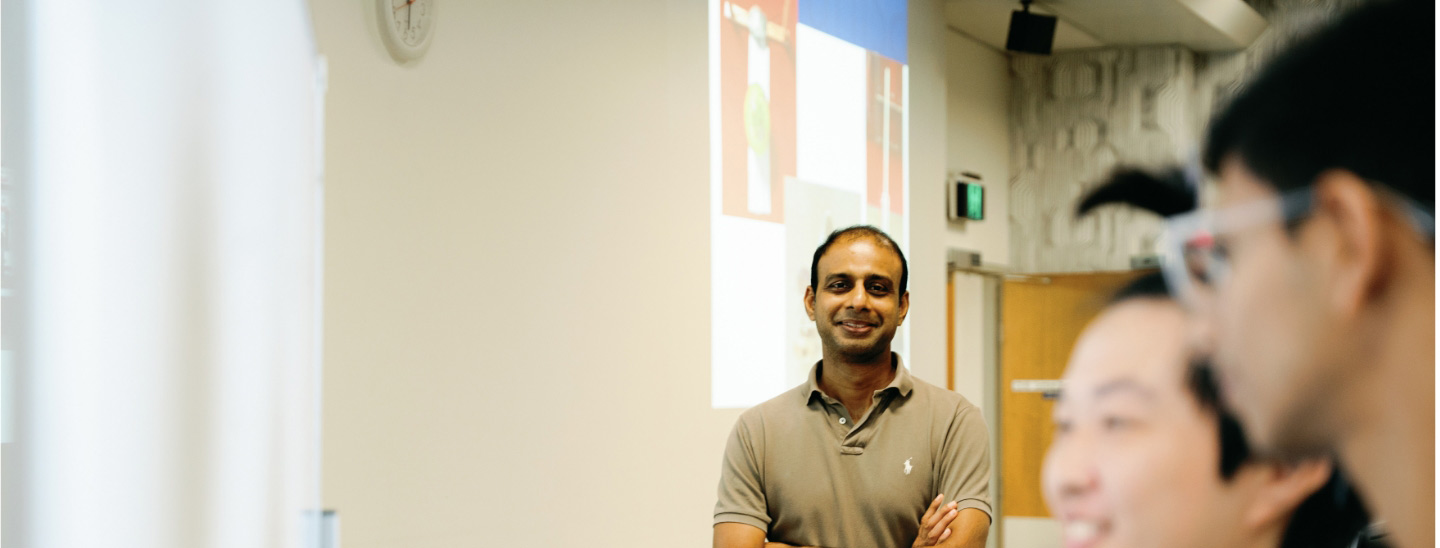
[710,0,909,408]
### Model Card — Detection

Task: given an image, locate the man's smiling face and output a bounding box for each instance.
[804,235,909,363]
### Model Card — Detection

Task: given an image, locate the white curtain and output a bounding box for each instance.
[3,1,324,547]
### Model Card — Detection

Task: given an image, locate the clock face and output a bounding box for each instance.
[378,0,435,62]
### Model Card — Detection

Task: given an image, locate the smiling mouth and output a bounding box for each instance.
[1061,519,1105,548]
[837,320,876,335]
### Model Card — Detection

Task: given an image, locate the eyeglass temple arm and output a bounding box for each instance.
[1283,187,1434,240]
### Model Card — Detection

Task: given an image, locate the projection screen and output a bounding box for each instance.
[710,0,909,408]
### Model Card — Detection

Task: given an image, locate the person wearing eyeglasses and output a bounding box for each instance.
[1156,2,1434,547]
[1045,171,1390,548]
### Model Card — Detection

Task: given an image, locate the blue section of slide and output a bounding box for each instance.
[798,0,908,64]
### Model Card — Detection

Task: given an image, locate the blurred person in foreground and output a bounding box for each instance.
[1158,1,1434,546]
[1043,273,1378,548]
[1040,180,1382,548]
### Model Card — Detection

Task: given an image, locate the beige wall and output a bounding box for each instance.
[315,1,968,546]
[944,30,1011,268]
[905,0,953,390]
[941,29,1010,547]
[941,26,1010,412]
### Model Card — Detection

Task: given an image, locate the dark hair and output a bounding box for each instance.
[1077,167,1196,218]
[1107,271,1172,305]
[1107,272,1375,548]
[808,225,909,295]
[1202,0,1434,216]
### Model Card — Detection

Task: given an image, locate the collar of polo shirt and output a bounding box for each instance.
[805,353,916,405]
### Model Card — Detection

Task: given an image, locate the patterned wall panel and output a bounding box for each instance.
[1009,46,1192,272]
[1007,0,1370,273]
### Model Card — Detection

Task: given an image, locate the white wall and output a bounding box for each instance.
[941,27,1009,410]
[944,29,1010,268]
[940,27,1012,548]
[4,3,321,547]
[314,1,956,546]
[906,0,952,389]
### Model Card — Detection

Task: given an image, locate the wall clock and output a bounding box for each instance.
[377,0,435,63]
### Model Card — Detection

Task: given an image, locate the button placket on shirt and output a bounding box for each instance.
[830,402,853,438]
[813,393,853,442]
[836,390,894,455]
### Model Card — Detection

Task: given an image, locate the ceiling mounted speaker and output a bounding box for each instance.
[1006,0,1057,55]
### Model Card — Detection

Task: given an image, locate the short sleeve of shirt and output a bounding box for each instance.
[714,412,771,531]
[937,403,993,519]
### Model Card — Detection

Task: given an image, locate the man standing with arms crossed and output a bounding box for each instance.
[1162,1,1434,547]
[713,226,992,548]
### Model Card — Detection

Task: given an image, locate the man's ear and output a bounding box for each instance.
[804,285,817,321]
[897,291,909,326]
[1311,170,1385,318]
[1241,458,1333,529]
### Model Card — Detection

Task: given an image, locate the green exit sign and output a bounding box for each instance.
[956,182,984,220]
[966,184,984,219]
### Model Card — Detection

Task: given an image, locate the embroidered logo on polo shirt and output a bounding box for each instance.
[904,457,913,475]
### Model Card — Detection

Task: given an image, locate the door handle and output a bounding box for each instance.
[1010,379,1062,399]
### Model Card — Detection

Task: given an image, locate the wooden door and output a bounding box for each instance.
[998,271,1150,518]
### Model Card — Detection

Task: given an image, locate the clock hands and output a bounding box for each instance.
[393,0,416,32]
[379,0,429,60]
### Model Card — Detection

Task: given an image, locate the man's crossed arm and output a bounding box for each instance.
[713,495,990,548]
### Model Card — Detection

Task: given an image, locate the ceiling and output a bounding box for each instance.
[944,0,1268,53]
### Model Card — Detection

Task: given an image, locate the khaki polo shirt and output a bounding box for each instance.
[714,355,992,548]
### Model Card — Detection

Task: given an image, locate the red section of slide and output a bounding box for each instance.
[719,0,797,224]
[865,52,904,215]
